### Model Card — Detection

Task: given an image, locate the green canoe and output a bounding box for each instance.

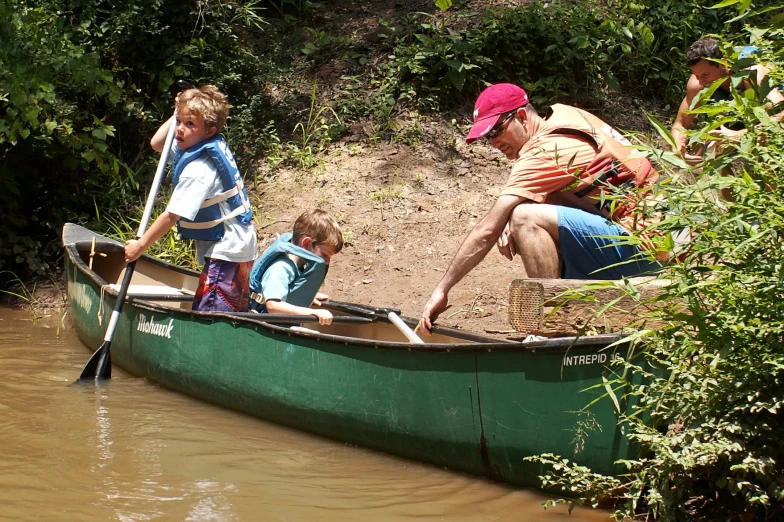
[64,223,638,489]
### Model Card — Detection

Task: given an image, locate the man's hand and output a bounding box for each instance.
[496,221,517,260]
[421,288,448,335]
[311,308,333,325]
[124,239,145,263]
[709,125,745,142]
[312,292,329,307]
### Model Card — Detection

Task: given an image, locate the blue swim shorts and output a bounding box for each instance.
[557,206,661,280]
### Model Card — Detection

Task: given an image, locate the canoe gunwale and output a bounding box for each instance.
[63,223,628,353]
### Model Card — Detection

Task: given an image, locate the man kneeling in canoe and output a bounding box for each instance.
[421,83,661,334]
[248,209,343,325]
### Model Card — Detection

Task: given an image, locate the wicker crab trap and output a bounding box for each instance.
[507,277,668,337]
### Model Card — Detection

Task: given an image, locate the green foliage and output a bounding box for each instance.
[368,186,404,221]
[0,270,65,319]
[94,194,199,270]
[300,28,364,65]
[382,3,489,109]
[334,74,413,144]
[525,453,624,511]
[0,271,37,307]
[382,0,727,109]
[267,0,324,25]
[475,0,618,106]
[0,0,271,282]
[602,0,725,97]
[226,102,285,176]
[0,0,136,279]
[534,10,784,519]
[0,0,772,287]
[284,83,343,170]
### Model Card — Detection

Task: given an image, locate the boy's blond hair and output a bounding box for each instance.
[293,209,344,253]
[177,84,231,132]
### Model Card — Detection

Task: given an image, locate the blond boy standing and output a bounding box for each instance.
[125,85,257,312]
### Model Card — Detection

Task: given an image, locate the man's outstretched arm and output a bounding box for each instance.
[421,194,524,334]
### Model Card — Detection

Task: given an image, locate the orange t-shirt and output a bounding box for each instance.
[500,104,656,225]
[502,130,600,203]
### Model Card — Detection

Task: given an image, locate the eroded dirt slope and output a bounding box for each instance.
[252,123,526,338]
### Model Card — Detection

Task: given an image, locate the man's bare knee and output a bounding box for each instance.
[507,203,561,278]
[509,203,558,236]
[509,203,537,233]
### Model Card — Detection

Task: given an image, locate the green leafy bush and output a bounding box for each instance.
[529,14,784,520]
[382,0,490,109]
[0,0,270,282]
[601,0,725,100]
[383,0,729,109]
[474,0,618,106]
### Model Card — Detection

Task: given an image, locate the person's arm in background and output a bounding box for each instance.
[754,64,784,110]
[710,65,784,143]
[672,75,704,164]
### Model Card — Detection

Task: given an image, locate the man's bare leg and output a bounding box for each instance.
[508,203,561,278]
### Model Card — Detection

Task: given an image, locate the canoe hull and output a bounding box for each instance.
[65,223,637,489]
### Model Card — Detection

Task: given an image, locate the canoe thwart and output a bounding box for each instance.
[227,312,373,325]
[110,283,195,302]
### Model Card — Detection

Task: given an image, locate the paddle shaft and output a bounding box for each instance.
[79,108,178,381]
[326,300,401,318]
[387,312,425,344]
[324,300,424,344]
[138,119,177,234]
[103,114,177,342]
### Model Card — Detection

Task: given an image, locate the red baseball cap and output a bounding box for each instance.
[465,83,529,144]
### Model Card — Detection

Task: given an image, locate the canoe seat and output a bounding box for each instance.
[108,284,194,301]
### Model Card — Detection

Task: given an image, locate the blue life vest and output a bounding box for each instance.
[737,45,758,60]
[248,233,327,312]
[171,136,253,241]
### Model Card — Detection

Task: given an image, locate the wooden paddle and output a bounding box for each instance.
[79,103,179,381]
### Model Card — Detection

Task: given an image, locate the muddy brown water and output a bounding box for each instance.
[0,307,611,521]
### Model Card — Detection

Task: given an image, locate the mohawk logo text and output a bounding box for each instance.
[137,314,174,339]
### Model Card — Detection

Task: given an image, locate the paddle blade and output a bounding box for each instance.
[79,342,112,381]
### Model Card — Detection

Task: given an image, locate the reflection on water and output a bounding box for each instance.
[0,308,610,521]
